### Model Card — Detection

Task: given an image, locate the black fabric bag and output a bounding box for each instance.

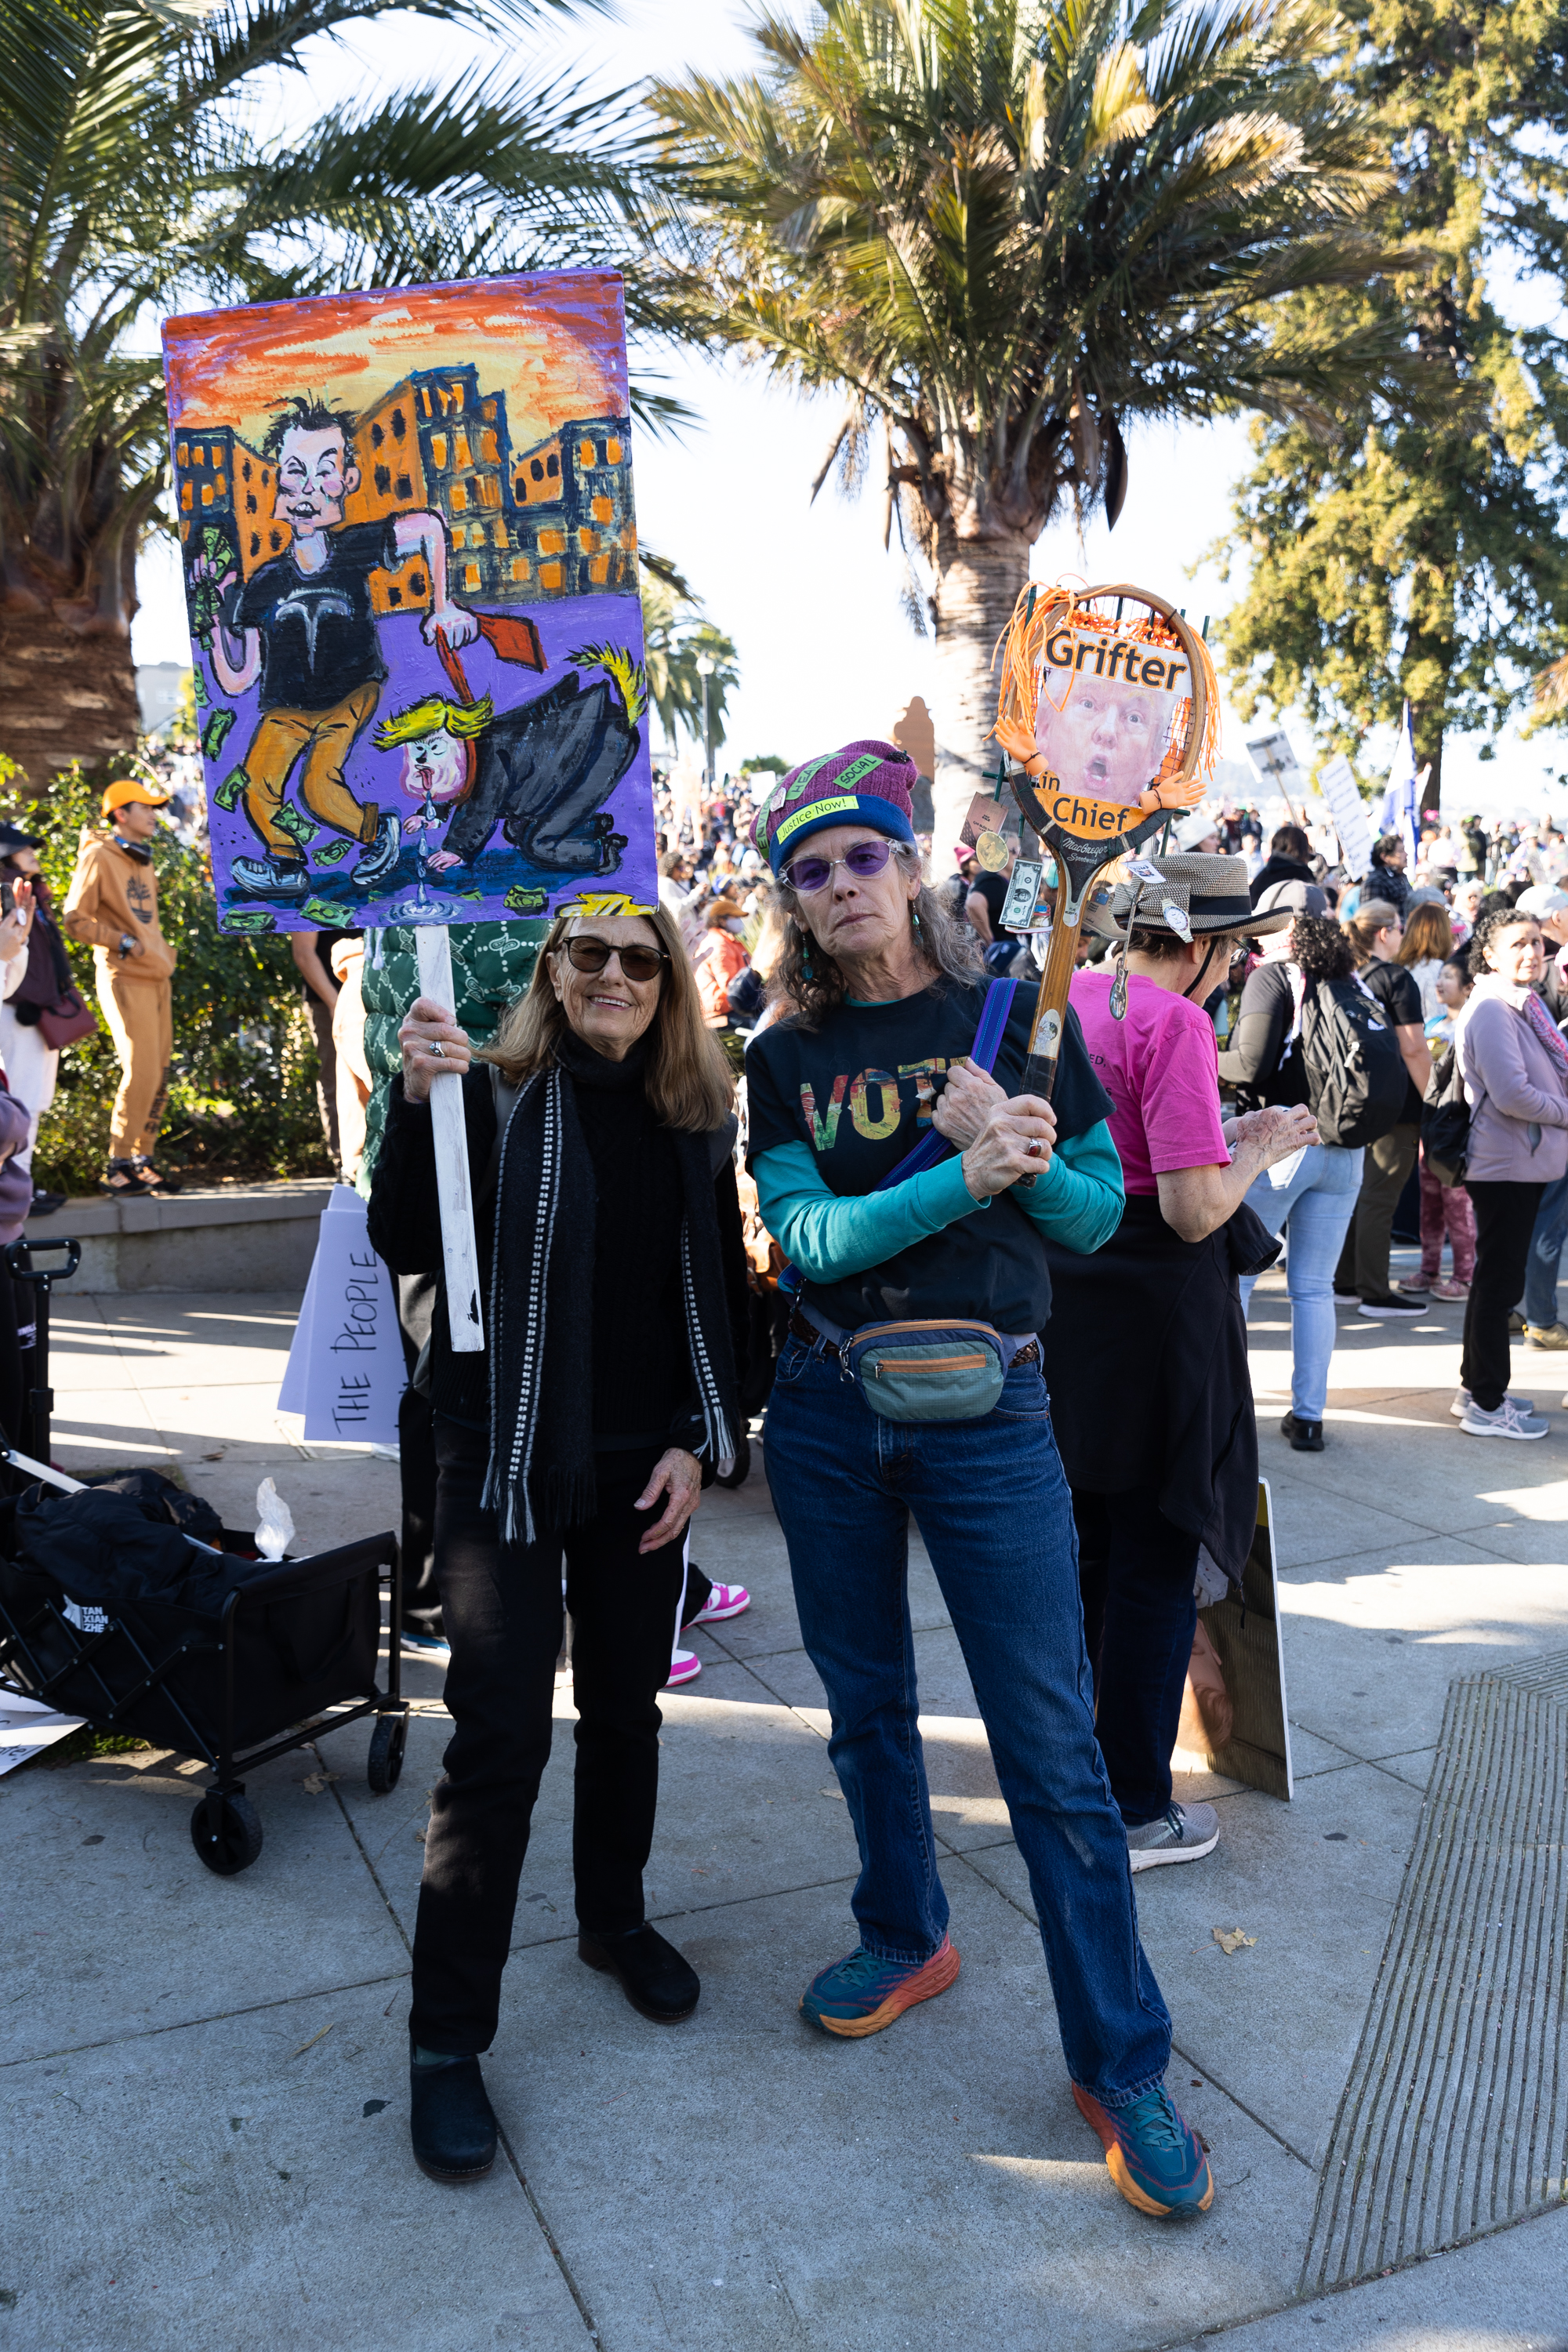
[1421,1043,1470,1185]
[1300,975,1408,1149]
[0,1500,383,1755]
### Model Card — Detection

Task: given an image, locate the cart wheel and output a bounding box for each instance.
[190,1791,263,1876]
[367,1711,408,1794]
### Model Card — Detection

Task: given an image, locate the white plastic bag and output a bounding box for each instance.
[255,1477,296,1562]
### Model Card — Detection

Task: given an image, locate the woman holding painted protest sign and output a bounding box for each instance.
[746,740,1215,2223]
[368,897,746,2186]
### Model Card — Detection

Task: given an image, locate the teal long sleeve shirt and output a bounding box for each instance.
[752,1120,1124,1290]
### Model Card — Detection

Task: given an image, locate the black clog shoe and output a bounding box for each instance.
[579,1924,700,2022]
[409,2055,498,2183]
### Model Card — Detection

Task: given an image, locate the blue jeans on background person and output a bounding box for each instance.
[1522,1173,1568,1330]
[1238,1142,1365,1422]
[763,1334,1173,2109]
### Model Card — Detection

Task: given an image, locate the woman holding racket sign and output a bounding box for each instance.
[745,740,1216,2223]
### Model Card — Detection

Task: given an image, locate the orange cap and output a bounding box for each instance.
[102,778,171,819]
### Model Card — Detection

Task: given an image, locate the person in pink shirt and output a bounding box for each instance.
[1036,857,1315,1872]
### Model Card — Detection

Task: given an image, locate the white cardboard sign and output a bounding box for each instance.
[1318,753,1374,878]
[278,1186,406,1447]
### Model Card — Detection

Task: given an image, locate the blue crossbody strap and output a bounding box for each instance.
[871,976,1019,1191]
[775,977,1019,1299]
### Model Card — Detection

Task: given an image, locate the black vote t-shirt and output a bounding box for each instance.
[746,980,1114,1333]
[1359,960,1425,1122]
[230,519,397,713]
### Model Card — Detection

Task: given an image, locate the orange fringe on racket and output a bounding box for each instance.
[993,582,1220,815]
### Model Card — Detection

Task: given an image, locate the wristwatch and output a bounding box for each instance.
[118,932,135,957]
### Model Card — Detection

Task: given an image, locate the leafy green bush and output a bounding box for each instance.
[11,760,330,1195]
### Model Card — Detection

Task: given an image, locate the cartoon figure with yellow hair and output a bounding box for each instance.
[373,644,643,879]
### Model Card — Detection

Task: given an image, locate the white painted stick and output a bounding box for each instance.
[414,926,485,1354]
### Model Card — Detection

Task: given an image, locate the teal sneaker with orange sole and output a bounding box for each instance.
[1073,2082,1214,2219]
[800,1936,960,2038]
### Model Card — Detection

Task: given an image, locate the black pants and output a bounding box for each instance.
[302,990,341,1169]
[409,1417,688,2054]
[1334,1121,1420,1299]
[1462,1180,1545,1411]
[395,1273,442,1637]
[1073,1483,1201,1828]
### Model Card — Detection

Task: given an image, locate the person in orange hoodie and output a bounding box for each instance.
[62,779,179,1195]
[693,892,750,1029]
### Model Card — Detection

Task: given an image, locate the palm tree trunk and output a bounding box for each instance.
[0,610,140,787]
[927,524,1033,855]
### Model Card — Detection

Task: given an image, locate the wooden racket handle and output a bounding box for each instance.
[1014,862,1087,1185]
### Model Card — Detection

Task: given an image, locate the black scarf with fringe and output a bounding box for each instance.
[482,1036,740,1545]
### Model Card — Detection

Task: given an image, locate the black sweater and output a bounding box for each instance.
[368,1057,751,1450]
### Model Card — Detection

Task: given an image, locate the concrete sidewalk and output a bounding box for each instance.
[4,1261,1567,2351]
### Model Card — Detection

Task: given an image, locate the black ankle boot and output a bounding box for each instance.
[578,1924,699,2023]
[408,2054,498,2183]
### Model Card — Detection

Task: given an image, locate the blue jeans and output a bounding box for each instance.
[1238,1143,1364,1421]
[763,1334,1172,2107]
[1523,1172,1568,1329]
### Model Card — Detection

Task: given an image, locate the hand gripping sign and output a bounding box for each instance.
[990,580,1218,1123]
[162,270,659,1351]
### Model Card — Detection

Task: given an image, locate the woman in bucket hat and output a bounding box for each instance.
[746,743,1214,2221]
[1031,858,1314,1861]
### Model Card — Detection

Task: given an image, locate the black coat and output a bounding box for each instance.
[1248,853,1316,909]
[1040,1196,1279,1586]
[368,1068,752,1446]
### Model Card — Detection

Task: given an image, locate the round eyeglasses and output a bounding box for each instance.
[782,840,896,895]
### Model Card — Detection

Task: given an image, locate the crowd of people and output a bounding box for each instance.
[2,744,1564,2220]
[347,731,1568,2225]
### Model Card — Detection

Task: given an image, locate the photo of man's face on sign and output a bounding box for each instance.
[1033,626,1189,809]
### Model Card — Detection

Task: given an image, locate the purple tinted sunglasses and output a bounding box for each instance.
[782,839,895,895]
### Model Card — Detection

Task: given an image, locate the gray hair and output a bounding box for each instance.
[769,840,982,1031]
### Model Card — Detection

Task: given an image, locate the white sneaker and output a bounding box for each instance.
[689,1581,750,1624]
[665,1648,702,1687]
[1451,1386,1534,1418]
[1460,1397,1549,1440]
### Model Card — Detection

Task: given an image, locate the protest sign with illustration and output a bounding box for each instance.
[162,271,655,933]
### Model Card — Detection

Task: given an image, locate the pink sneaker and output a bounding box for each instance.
[665,1649,702,1688]
[1430,1277,1470,1301]
[691,1582,750,1624]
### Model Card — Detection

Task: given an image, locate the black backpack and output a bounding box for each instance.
[1421,1042,1469,1185]
[1298,975,1409,1149]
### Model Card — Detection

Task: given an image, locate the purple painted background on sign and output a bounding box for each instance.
[161,270,657,936]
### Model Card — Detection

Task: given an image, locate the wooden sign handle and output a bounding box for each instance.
[414,926,485,1354]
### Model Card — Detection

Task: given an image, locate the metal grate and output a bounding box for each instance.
[1302,1653,1568,2289]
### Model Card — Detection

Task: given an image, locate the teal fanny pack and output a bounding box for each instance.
[844,1318,1009,1423]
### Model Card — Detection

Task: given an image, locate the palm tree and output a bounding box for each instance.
[651,0,1428,836]
[641,572,739,759]
[0,0,668,785]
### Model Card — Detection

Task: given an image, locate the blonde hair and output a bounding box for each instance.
[1343,900,1401,965]
[484,901,734,1133]
[374,694,493,749]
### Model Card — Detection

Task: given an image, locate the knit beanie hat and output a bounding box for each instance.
[752,740,917,872]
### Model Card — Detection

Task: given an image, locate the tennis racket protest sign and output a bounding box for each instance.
[162,270,659,1363]
[989,580,1219,1110]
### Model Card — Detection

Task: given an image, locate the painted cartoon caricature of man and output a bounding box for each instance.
[1034,640,1183,810]
[193,395,479,901]
[374,694,492,870]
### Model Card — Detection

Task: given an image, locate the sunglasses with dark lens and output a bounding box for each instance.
[564,936,668,982]
[782,840,895,895]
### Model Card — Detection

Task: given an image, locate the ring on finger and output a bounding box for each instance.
[428,1040,446,1058]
